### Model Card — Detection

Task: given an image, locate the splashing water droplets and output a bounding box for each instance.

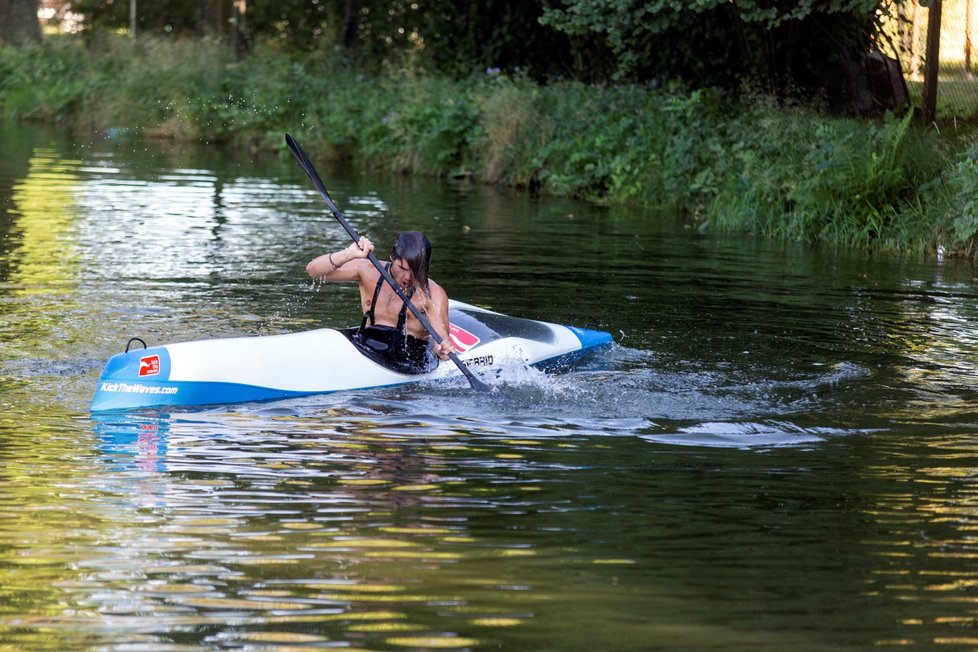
[494,362,591,403]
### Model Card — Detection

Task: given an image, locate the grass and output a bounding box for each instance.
[906,79,978,122]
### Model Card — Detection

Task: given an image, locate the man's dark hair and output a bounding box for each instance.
[391,231,432,295]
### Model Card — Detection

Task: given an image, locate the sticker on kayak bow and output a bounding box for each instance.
[449,323,480,352]
[139,354,161,377]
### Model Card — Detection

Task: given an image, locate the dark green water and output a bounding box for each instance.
[3,121,978,650]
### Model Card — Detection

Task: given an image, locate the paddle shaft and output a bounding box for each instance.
[285,133,492,393]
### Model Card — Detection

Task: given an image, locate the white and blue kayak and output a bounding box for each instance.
[90,300,612,412]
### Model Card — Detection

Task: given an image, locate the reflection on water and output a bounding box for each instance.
[2,122,978,648]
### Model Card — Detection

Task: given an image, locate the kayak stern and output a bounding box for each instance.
[90,347,312,412]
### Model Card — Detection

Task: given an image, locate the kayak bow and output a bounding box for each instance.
[90,301,612,412]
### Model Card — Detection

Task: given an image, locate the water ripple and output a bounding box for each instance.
[5,127,978,649]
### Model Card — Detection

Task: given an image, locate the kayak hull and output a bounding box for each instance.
[90,301,612,412]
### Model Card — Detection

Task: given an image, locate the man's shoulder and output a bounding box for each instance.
[353,258,381,279]
[427,279,448,300]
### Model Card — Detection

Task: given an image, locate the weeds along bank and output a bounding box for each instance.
[2,35,977,257]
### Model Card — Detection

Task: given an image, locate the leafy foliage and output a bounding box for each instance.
[707,106,949,250]
[67,0,894,92]
[72,0,201,34]
[69,1,572,79]
[936,141,978,254]
[540,0,886,89]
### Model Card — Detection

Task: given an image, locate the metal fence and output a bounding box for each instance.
[884,0,978,120]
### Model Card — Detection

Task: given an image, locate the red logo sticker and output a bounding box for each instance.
[449,324,480,352]
[138,355,160,377]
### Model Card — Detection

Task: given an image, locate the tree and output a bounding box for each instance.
[230,0,248,55]
[0,0,43,46]
[196,0,227,37]
[540,0,885,91]
[74,0,202,38]
[342,0,360,50]
[415,0,574,78]
[68,1,570,78]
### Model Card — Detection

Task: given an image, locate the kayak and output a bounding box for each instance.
[90,300,613,412]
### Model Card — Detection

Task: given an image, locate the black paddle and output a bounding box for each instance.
[285,132,494,394]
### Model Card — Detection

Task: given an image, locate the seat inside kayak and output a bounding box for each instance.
[340,326,438,375]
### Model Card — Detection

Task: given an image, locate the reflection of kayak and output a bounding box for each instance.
[90,300,613,412]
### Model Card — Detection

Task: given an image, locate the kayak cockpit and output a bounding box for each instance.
[340,326,437,375]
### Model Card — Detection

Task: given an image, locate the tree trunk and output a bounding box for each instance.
[966,0,974,79]
[0,0,43,46]
[342,0,361,52]
[922,0,942,124]
[231,0,248,56]
[197,0,226,37]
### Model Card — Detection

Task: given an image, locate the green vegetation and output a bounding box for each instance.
[1,35,977,256]
[539,0,881,90]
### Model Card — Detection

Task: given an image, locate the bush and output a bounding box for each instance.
[707,107,949,252]
[933,140,978,255]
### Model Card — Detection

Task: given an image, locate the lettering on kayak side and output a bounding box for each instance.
[99,382,178,395]
[465,355,494,367]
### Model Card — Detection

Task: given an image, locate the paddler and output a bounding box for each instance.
[306,230,456,370]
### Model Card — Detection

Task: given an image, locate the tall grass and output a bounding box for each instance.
[2,34,976,256]
[707,106,952,251]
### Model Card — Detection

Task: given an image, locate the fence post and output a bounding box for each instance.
[968,0,975,79]
[922,0,942,123]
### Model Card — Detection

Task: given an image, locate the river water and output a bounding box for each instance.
[2,120,978,650]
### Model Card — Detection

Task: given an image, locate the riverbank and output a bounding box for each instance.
[2,35,977,257]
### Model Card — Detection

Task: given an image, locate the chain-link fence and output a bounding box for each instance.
[883,0,978,120]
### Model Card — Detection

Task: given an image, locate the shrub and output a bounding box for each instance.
[708,107,949,252]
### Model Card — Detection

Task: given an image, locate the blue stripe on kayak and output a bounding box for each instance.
[566,325,614,350]
[534,326,613,373]
[90,379,314,412]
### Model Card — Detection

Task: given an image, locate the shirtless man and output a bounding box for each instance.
[306,230,456,363]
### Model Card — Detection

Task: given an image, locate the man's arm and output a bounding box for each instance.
[307,236,374,282]
[428,283,456,360]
